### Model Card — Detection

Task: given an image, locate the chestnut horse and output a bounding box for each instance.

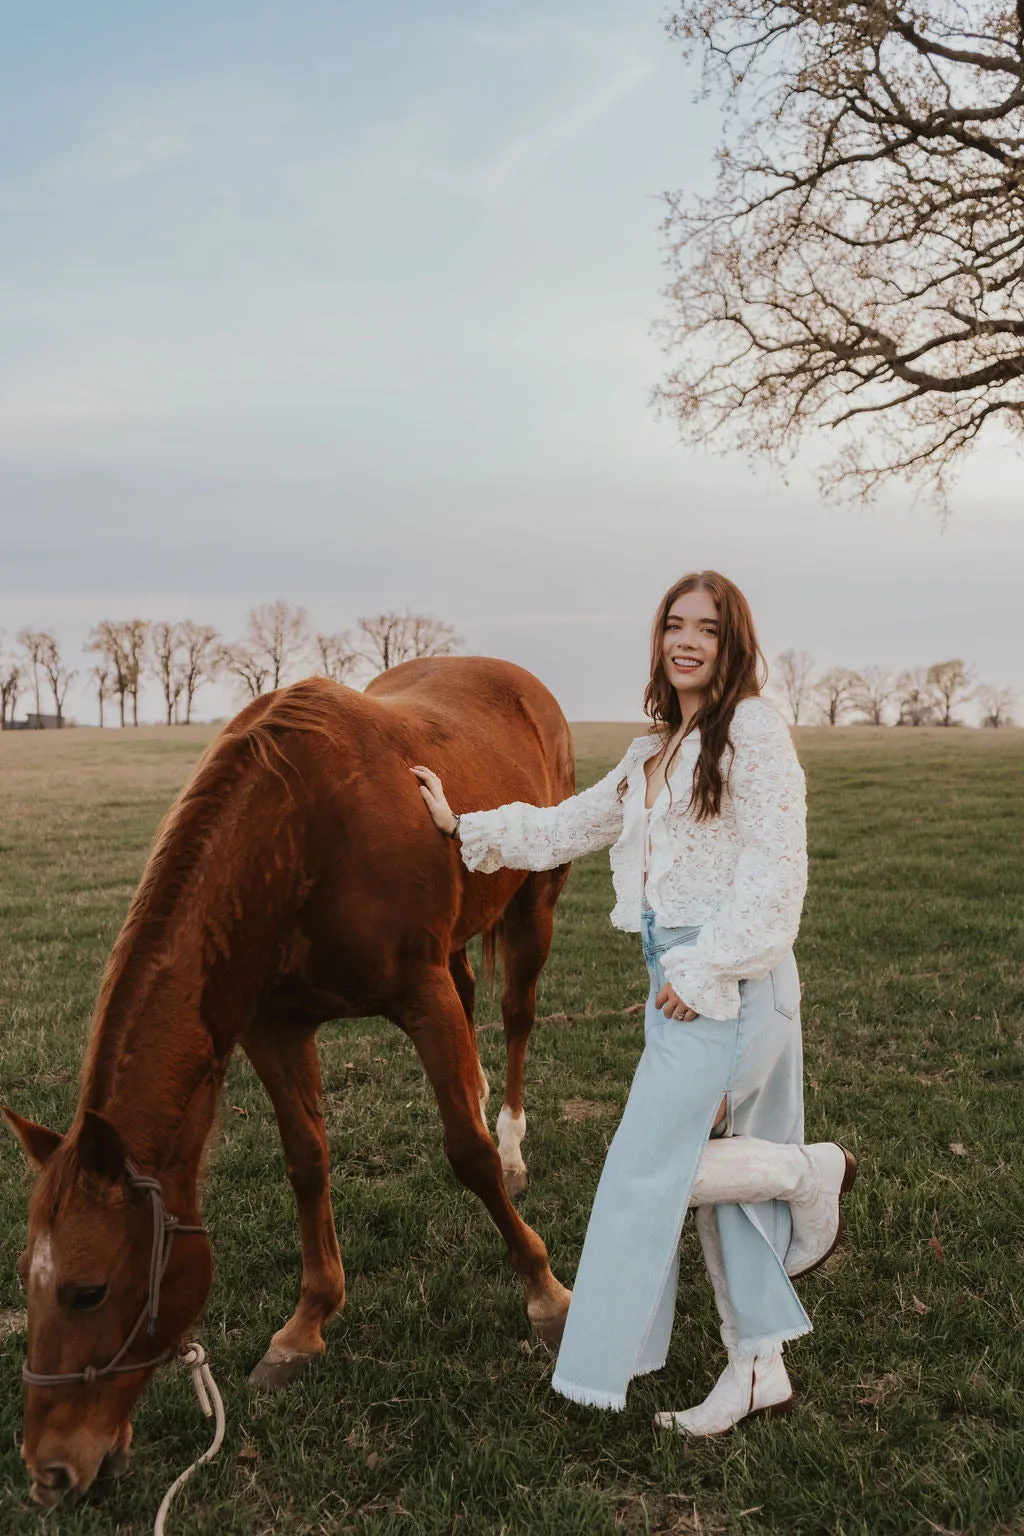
[4,657,576,1508]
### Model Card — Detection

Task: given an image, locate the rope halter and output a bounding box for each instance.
[21,1161,223,1535]
[22,1160,208,1389]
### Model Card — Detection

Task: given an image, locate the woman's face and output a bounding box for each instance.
[661,589,720,709]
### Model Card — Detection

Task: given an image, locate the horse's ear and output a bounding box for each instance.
[77,1110,126,1186]
[2,1106,64,1170]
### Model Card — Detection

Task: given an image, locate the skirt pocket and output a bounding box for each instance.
[769,953,800,1020]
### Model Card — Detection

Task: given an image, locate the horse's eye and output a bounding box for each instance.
[68,1284,108,1312]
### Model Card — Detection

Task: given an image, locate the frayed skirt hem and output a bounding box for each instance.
[632,1357,667,1379]
[730,1321,813,1360]
[550,1374,627,1412]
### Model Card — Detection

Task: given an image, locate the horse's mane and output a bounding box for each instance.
[83,678,349,1092]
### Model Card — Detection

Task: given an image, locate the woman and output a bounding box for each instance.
[412,571,855,1435]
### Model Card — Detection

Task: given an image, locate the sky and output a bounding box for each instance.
[2,0,1021,725]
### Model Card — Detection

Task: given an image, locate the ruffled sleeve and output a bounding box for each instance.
[660,700,807,1021]
[458,743,644,875]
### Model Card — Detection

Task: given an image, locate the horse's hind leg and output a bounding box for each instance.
[242,1019,346,1389]
[498,869,569,1197]
[399,969,571,1345]
[450,945,489,1124]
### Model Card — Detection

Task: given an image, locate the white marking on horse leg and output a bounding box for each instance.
[477,1065,490,1128]
[496,1104,527,1180]
[30,1232,53,1290]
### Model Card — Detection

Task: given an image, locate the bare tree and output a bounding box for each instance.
[178,622,220,723]
[90,661,113,728]
[244,602,310,691]
[219,644,272,700]
[39,635,75,728]
[87,623,131,727]
[0,634,22,729]
[977,683,1020,727]
[357,611,462,673]
[815,668,862,727]
[852,666,897,726]
[927,658,974,726]
[150,622,187,726]
[314,630,360,685]
[896,668,939,726]
[86,621,149,726]
[660,2,1024,507]
[771,649,816,725]
[122,619,149,726]
[16,629,50,726]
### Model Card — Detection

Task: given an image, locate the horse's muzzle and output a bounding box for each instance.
[30,1461,82,1509]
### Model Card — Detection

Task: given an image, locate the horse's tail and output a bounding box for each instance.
[481,921,503,999]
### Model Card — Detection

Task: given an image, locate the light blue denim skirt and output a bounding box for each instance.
[550,909,812,1410]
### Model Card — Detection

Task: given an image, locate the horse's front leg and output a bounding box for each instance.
[242,1019,346,1388]
[398,969,571,1346]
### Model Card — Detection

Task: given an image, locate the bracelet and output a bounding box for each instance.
[447,814,462,840]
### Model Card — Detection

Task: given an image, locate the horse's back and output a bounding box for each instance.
[365,656,575,804]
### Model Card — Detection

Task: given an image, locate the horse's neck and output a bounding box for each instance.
[81,750,303,1198]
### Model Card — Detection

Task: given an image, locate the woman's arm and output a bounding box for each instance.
[660,702,808,1021]
[412,749,638,874]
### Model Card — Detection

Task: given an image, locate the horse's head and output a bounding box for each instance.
[4,1105,212,1508]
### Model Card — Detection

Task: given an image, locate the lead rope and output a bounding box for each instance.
[152,1342,225,1536]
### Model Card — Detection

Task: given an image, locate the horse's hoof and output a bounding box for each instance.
[503,1166,527,1198]
[529,1284,572,1349]
[531,1309,567,1349]
[248,1344,321,1390]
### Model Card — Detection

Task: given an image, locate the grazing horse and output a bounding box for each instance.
[4,658,576,1508]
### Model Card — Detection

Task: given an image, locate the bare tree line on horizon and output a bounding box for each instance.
[0,603,462,729]
[771,651,1019,729]
[2,610,1018,730]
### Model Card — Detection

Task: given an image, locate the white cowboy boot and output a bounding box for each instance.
[655,1350,794,1437]
[654,1206,794,1437]
[693,1203,739,1351]
[688,1136,857,1278]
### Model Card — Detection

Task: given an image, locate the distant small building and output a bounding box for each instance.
[7,713,65,731]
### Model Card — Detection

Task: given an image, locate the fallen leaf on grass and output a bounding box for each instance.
[912,1295,930,1314]
[928,1237,944,1263]
[560,1098,615,1123]
[231,1105,248,1118]
[914,1068,957,1087]
[949,1143,967,1156]
[365,1452,380,1470]
[858,1388,885,1408]
[237,1444,258,1461]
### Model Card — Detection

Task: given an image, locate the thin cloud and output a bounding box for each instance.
[42,88,290,193]
[432,57,655,194]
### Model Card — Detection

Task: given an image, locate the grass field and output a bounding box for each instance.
[1,723,1022,1535]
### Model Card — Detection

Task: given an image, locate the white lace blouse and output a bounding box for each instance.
[458,696,807,1021]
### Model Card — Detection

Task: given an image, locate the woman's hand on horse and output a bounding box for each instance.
[411,766,458,835]
[654,983,698,1023]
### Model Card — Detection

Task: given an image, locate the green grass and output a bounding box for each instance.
[1,726,1023,1535]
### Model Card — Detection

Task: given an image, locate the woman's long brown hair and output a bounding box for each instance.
[641,571,767,821]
